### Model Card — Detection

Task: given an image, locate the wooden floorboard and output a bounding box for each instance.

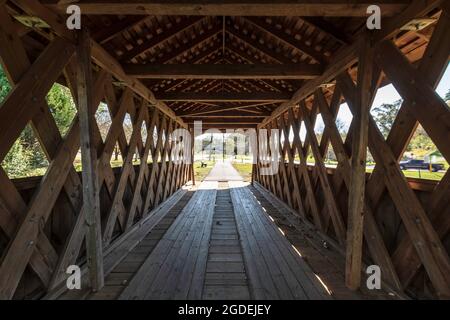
[57,178,396,300]
[252,182,397,300]
[230,185,279,299]
[230,181,330,300]
[118,181,217,300]
[85,189,194,300]
[202,183,251,300]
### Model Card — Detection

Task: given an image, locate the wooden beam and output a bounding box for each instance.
[90,41,186,127]
[374,40,450,161]
[120,16,205,62]
[156,92,291,102]
[192,123,257,130]
[316,87,402,291]
[102,102,146,244]
[242,17,327,64]
[226,25,293,64]
[92,16,148,44]
[44,1,410,16]
[345,38,374,290]
[259,43,359,128]
[76,29,104,292]
[0,37,75,162]
[144,46,222,91]
[300,102,346,243]
[338,72,450,299]
[12,0,187,129]
[124,63,322,79]
[301,17,352,45]
[258,0,443,128]
[224,52,303,95]
[181,112,269,118]
[190,128,195,185]
[178,104,272,117]
[157,25,222,64]
[186,118,261,124]
[380,3,450,291]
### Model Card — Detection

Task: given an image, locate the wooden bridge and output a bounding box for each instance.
[0,1,449,300]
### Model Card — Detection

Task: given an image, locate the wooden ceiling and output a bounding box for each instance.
[9,1,438,129]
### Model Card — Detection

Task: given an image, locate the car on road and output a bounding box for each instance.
[399,159,444,172]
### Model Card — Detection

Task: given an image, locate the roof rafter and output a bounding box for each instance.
[242,16,328,64]
[301,17,352,45]
[148,46,223,91]
[120,16,206,62]
[258,0,443,128]
[156,92,291,102]
[178,102,274,116]
[225,42,302,90]
[226,22,293,64]
[11,0,187,128]
[156,24,223,64]
[92,15,148,44]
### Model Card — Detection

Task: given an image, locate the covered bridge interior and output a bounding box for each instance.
[0,0,449,300]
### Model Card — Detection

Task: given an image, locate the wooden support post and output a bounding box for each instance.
[345,37,373,290]
[190,128,196,185]
[77,29,104,292]
[251,130,258,185]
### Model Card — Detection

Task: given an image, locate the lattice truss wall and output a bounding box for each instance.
[0,5,192,299]
[254,5,450,299]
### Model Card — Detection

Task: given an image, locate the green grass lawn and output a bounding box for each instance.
[231,161,445,182]
[366,168,445,181]
[232,162,253,182]
[193,160,215,183]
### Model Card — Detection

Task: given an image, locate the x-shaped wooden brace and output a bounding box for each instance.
[338,24,450,296]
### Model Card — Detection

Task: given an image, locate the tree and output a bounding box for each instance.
[0,65,11,102]
[46,83,77,136]
[372,99,402,138]
[0,66,32,178]
[335,118,347,141]
[2,139,30,178]
[407,125,435,153]
[1,66,79,177]
[96,102,112,141]
[335,118,346,133]
[445,89,450,105]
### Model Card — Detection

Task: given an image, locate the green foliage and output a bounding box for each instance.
[20,125,48,168]
[46,83,77,136]
[0,65,11,103]
[406,125,435,155]
[2,138,31,178]
[0,66,76,178]
[372,98,442,161]
[372,99,402,138]
[96,102,112,141]
[445,89,450,104]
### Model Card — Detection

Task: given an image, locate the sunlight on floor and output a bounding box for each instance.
[314,274,333,296]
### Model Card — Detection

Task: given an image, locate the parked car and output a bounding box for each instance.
[399,159,444,172]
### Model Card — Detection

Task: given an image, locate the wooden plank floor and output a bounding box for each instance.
[229,181,330,300]
[203,182,251,300]
[251,182,399,300]
[57,179,396,300]
[87,190,195,300]
[118,181,218,299]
